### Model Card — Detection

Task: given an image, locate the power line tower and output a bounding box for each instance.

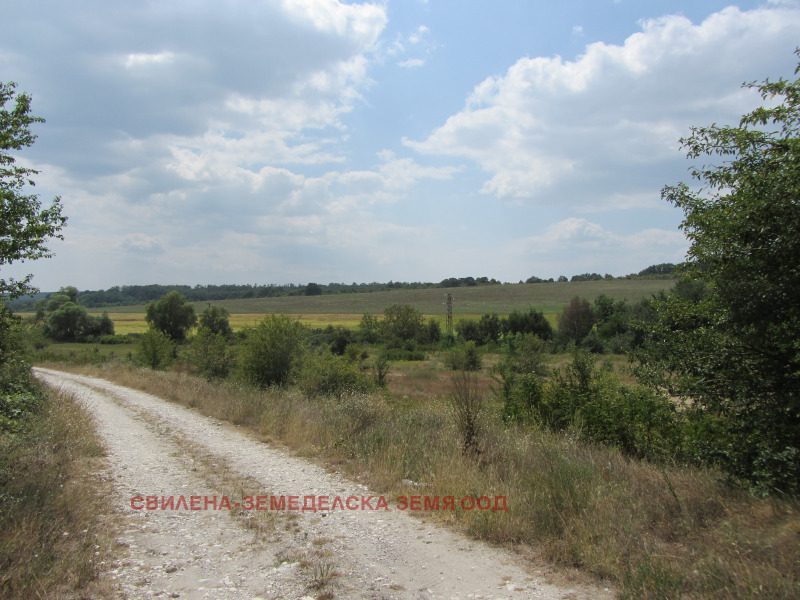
[444,293,453,335]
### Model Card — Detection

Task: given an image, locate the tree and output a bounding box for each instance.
[357,313,381,344]
[137,328,175,370]
[304,282,323,296]
[46,302,89,341]
[633,55,800,493]
[1,82,67,299]
[145,291,197,342]
[198,305,232,337]
[505,307,554,340]
[238,314,308,388]
[381,304,424,342]
[557,297,595,344]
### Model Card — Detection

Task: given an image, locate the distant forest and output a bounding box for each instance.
[6,264,678,311]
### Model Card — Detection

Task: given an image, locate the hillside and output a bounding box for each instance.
[94,278,675,317]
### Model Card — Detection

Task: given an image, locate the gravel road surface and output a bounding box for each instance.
[34,367,613,600]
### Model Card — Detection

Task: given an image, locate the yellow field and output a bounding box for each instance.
[17,311,558,334]
[102,313,149,334]
[103,313,370,334]
[110,313,529,334]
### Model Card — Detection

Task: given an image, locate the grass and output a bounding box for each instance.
[13,279,672,339]
[0,385,118,599]
[44,359,800,599]
[81,278,673,317]
[32,341,138,365]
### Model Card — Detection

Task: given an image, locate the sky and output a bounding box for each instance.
[2,0,800,291]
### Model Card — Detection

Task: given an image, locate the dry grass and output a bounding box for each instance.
[0,386,119,599]
[49,361,800,599]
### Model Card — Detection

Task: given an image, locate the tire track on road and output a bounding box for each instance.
[35,367,613,600]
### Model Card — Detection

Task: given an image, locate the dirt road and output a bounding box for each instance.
[34,367,613,600]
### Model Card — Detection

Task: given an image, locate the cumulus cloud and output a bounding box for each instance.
[507,218,689,276]
[3,2,799,289]
[406,5,800,204]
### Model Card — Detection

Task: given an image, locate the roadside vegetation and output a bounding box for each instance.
[0,378,117,599]
[1,82,115,598]
[5,54,800,600]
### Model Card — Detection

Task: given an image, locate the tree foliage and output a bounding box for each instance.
[238,314,309,389]
[145,291,197,342]
[558,297,595,344]
[381,303,424,342]
[634,56,800,493]
[137,328,175,370]
[198,305,232,337]
[1,82,66,300]
[188,327,234,381]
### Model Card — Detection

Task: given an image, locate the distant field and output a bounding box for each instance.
[93,279,675,320]
[12,280,674,333]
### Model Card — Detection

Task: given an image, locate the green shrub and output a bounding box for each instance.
[238,314,308,388]
[542,349,685,462]
[445,341,482,371]
[99,334,129,344]
[371,349,391,387]
[188,327,234,381]
[298,350,374,399]
[198,305,232,337]
[0,309,41,432]
[136,328,175,370]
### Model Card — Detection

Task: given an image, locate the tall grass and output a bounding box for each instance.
[0,385,117,599]
[55,361,800,599]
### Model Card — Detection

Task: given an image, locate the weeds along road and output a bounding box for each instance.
[34,367,613,600]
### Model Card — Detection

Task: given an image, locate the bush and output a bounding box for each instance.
[238,314,308,388]
[0,308,40,432]
[500,372,544,424]
[543,349,685,462]
[420,318,442,345]
[298,350,374,399]
[504,307,554,340]
[371,349,391,387]
[382,347,426,361]
[188,327,234,381]
[445,341,482,371]
[99,334,129,344]
[455,319,481,343]
[198,305,232,337]
[357,313,381,344]
[449,370,484,457]
[136,328,175,370]
[492,334,549,422]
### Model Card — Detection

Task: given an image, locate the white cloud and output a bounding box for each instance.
[386,23,434,67]
[508,218,689,276]
[124,52,176,68]
[406,5,800,204]
[398,58,426,69]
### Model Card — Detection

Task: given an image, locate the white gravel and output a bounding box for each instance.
[34,367,614,600]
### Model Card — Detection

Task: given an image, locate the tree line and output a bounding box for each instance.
[6,266,677,311]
